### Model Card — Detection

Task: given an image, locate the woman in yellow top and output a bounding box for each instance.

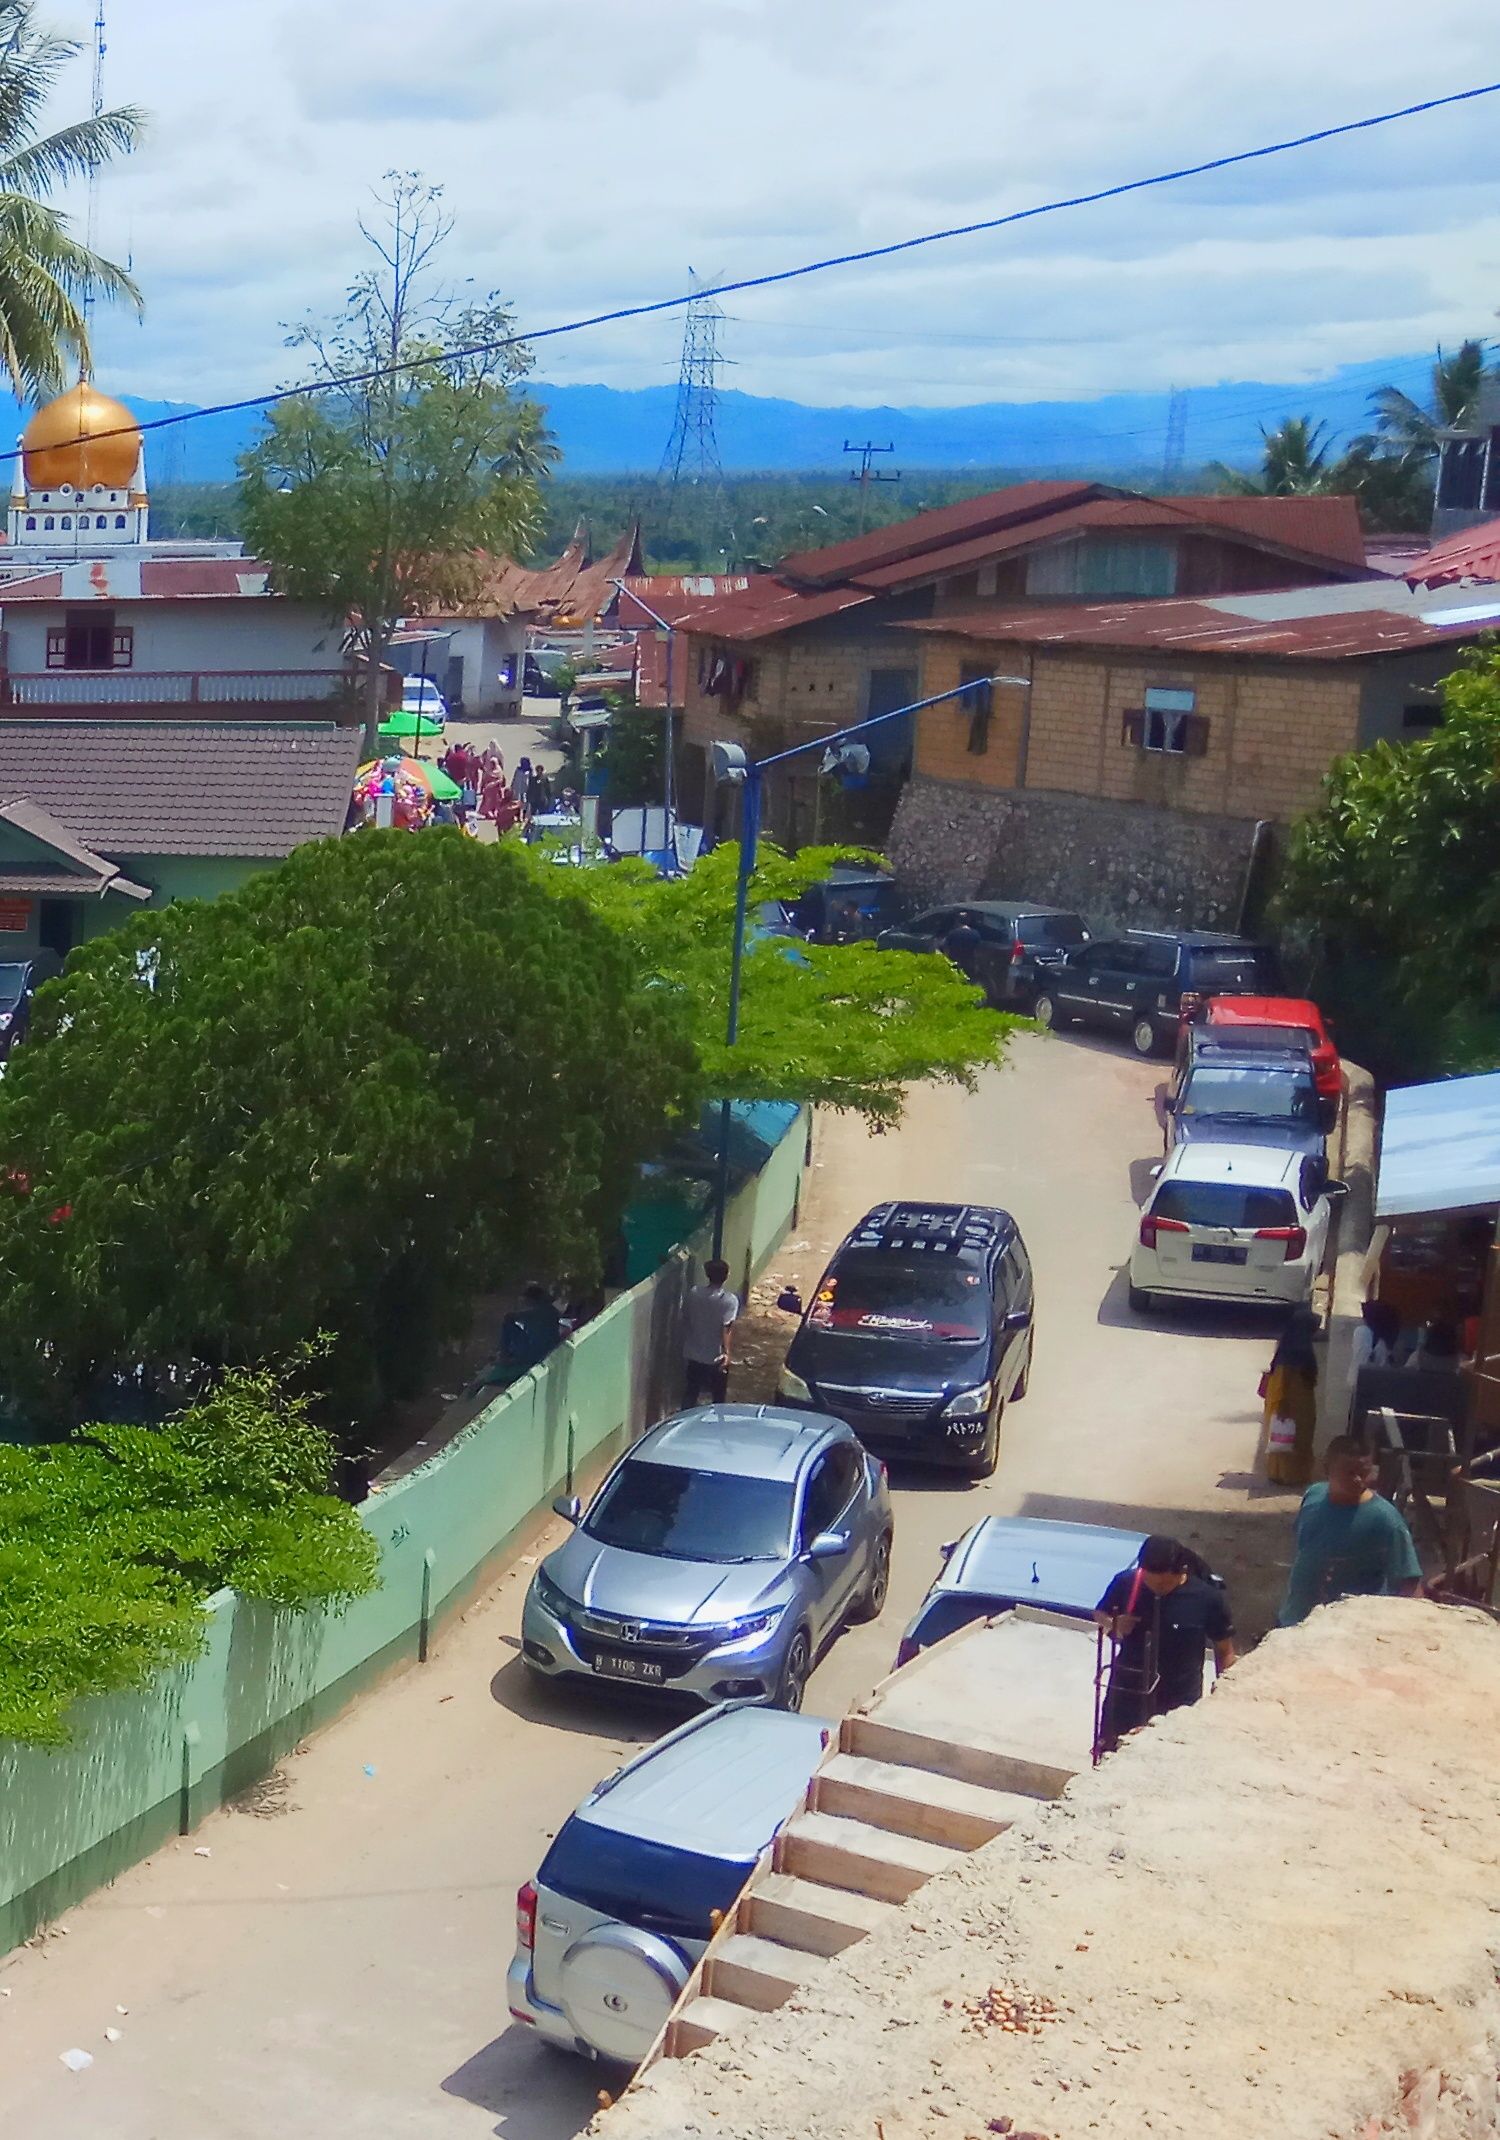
[1262,1307,1320,1487]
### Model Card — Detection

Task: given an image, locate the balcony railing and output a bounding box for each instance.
[4,669,350,708]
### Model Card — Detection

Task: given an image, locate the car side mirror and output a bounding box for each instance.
[1148,1161,1163,1180]
[1324,1179,1350,1201]
[776,1285,804,1315]
[552,1493,582,1525]
[1003,1306,1031,1332]
[806,1529,851,1562]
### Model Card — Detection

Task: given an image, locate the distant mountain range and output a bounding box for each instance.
[0,354,1423,484]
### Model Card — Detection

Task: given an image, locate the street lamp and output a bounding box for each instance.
[611,576,677,869]
[707,671,1032,1254]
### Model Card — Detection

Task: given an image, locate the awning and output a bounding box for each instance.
[1376,1070,1500,1220]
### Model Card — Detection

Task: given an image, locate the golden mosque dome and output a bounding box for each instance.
[22,380,142,492]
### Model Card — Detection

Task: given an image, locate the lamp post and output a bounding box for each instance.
[707,670,1032,1255]
[610,576,677,868]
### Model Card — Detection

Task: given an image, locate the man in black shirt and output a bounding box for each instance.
[1095,1535,1236,1753]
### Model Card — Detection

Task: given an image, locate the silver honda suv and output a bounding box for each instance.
[521,1404,894,1711]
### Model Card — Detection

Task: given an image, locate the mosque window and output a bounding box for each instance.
[60,515,71,530]
[43,516,53,530]
[24,517,34,531]
[115,514,126,530]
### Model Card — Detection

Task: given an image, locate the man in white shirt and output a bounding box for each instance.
[681,1257,740,1407]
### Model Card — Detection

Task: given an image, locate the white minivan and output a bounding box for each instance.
[1129,1142,1347,1312]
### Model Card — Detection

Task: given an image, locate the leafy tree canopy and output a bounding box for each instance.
[0,1359,380,1745]
[1276,643,1500,1076]
[569,841,1016,1125]
[239,173,556,751]
[0,831,697,1429]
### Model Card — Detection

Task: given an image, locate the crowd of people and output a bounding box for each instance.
[435,739,576,836]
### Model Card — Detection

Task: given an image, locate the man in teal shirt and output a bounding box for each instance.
[1279,1436,1422,1626]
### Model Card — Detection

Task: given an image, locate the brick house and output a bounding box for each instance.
[676,483,1370,845]
[887,578,1497,930]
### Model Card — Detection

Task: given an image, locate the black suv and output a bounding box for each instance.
[776,1203,1034,1478]
[876,901,1089,1008]
[788,867,908,945]
[1031,930,1280,1057]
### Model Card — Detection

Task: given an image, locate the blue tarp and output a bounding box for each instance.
[1376,1070,1500,1221]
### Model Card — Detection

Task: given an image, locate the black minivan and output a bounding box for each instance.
[1031,930,1280,1057]
[776,1203,1034,1478]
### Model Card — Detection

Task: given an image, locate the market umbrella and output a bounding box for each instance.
[377,707,445,742]
[426,763,460,803]
[353,755,439,830]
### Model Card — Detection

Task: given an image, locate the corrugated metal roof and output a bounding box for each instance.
[777,480,1099,586]
[0,720,360,857]
[1407,516,1500,589]
[1377,1070,1500,1220]
[905,590,1493,660]
[675,580,872,643]
[0,558,274,601]
[427,524,645,625]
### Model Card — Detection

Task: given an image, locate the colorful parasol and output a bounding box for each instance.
[353,755,438,830]
[377,708,445,744]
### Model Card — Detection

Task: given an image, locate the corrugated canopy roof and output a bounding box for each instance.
[1376,1071,1500,1220]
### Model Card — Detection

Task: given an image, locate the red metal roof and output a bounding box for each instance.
[777,480,1100,586]
[1406,518,1500,588]
[613,576,750,629]
[905,594,1491,661]
[424,524,646,625]
[672,579,872,643]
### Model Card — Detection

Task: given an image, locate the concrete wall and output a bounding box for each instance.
[3,599,342,678]
[889,775,1261,931]
[0,1107,808,1956]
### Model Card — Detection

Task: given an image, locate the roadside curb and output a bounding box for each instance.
[1319,1058,1379,1450]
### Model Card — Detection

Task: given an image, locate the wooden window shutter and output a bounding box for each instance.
[1120,707,1145,747]
[45,627,66,669]
[1182,712,1210,757]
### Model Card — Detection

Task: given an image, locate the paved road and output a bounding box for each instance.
[0,1034,1299,2139]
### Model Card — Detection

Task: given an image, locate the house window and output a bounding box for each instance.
[1402,702,1443,732]
[1121,685,1209,757]
[960,661,993,755]
[47,609,131,670]
[1028,537,1177,599]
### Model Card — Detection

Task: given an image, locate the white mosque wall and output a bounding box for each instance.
[3,598,345,685]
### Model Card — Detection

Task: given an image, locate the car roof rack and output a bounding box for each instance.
[849,1203,1009,1256]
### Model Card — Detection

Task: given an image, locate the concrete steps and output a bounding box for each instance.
[704,1931,825,2012]
[669,1992,752,2055]
[813,1751,1037,1850]
[744,1872,895,1957]
[774,1808,959,1903]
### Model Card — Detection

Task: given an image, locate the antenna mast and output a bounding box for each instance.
[82,0,106,368]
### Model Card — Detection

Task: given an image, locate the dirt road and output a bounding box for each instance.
[0,1033,1298,2139]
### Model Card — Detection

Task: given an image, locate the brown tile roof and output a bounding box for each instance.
[0,797,150,897]
[904,594,1492,661]
[0,720,361,858]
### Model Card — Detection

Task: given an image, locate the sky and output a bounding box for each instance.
[72,0,1500,437]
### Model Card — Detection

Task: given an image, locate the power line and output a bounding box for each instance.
[11,76,1497,470]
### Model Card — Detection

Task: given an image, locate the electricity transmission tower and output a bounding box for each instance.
[1161,388,1189,488]
[655,272,730,560]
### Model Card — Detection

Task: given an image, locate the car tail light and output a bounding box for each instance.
[1177,990,1204,1021]
[1139,1214,1189,1249]
[1255,1225,1307,1261]
[895,1638,918,1669]
[516,1881,538,1950]
[1010,939,1026,963]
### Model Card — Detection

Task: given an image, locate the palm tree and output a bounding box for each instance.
[1212,417,1337,497]
[1367,341,1490,459]
[0,1,144,399]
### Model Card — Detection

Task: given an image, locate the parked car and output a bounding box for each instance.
[777,1202,1034,1478]
[1195,995,1341,1106]
[1032,930,1281,1057]
[789,866,908,944]
[521,1405,893,1711]
[508,1702,829,2063]
[0,960,36,1060]
[401,675,448,722]
[1165,1042,1325,1158]
[895,1515,1146,1667]
[876,900,1089,1007]
[1128,1143,1347,1313]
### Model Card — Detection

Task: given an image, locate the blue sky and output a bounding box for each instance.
[71,0,1500,416]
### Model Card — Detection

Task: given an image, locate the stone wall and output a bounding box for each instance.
[888,775,1264,931]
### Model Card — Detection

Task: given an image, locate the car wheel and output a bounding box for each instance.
[776,1628,813,1711]
[1131,1016,1161,1057]
[852,1532,892,1623]
[1128,1283,1156,1316]
[1033,992,1063,1030]
[963,1403,1001,1479]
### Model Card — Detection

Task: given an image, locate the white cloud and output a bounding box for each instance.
[63,0,1500,428]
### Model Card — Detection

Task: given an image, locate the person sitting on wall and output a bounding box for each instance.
[474,1284,564,1390]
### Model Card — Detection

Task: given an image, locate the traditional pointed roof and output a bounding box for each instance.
[422,523,646,625]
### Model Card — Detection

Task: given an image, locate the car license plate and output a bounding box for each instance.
[593,1653,665,1684]
[1192,1243,1247,1265]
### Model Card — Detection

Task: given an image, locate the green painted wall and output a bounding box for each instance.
[0,1108,807,1956]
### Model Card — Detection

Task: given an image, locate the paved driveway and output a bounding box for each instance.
[0,1034,1299,2139]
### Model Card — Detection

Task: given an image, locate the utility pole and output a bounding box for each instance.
[843,439,900,533]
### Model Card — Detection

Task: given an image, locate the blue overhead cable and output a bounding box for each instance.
[10,76,1498,467]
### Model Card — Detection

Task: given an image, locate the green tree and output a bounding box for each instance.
[1213,414,1436,533]
[240,173,555,754]
[1276,643,1500,1077]
[0,1359,380,1746]
[595,688,665,808]
[0,0,144,395]
[570,843,1016,1126]
[1367,340,1490,459]
[0,832,696,1429]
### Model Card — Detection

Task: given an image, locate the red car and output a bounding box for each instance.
[1199,995,1341,1104]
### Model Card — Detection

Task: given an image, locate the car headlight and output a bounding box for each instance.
[777,1367,813,1405]
[942,1381,993,1417]
[532,1565,571,1618]
[717,1609,779,1645]
[0,1014,13,1031]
